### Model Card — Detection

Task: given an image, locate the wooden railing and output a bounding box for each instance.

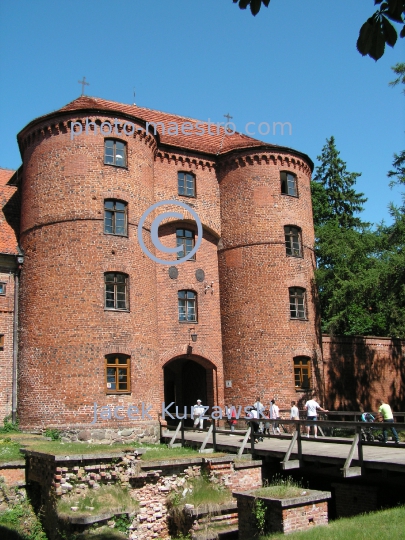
[161,415,405,478]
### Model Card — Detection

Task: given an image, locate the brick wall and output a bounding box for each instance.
[322,335,405,411]
[235,490,330,538]
[0,269,16,421]
[23,450,262,540]
[332,483,378,517]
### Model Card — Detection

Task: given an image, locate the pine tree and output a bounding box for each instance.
[311,137,380,335]
[312,136,367,230]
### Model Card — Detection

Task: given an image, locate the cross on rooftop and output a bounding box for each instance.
[224,113,233,123]
[78,77,90,96]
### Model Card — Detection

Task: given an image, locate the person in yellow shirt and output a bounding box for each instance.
[378,399,400,444]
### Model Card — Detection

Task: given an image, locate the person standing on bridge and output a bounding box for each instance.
[270,399,281,435]
[377,399,400,444]
[290,401,299,432]
[304,396,328,438]
[193,400,205,433]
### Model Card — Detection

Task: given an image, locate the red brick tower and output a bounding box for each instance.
[218,148,321,410]
[17,109,160,431]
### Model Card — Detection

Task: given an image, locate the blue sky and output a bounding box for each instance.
[0,0,403,225]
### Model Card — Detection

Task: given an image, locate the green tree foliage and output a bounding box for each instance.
[312,110,405,337]
[357,1,405,60]
[312,137,367,230]
[310,138,383,335]
[232,0,405,60]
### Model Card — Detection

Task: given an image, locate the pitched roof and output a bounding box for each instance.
[0,168,19,255]
[58,96,267,155]
[20,96,312,167]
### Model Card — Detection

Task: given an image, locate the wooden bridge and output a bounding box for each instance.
[161,415,405,479]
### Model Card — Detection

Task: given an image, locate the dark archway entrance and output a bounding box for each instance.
[163,357,214,425]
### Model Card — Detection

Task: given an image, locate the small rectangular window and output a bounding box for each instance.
[106,355,130,393]
[178,172,196,197]
[104,200,127,235]
[284,226,302,257]
[294,357,311,389]
[0,283,6,295]
[0,335,4,351]
[281,172,298,197]
[104,140,127,167]
[178,290,197,322]
[176,229,195,260]
[289,287,306,319]
[105,273,128,310]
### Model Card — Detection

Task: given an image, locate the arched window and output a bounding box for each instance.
[293,356,311,389]
[105,273,128,310]
[280,171,298,197]
[106,354,130,393]
[178,171,196,197]
[176,228,195,260]
[178,290,197,322]
[284,225,302,257]
[104,139,127,167]
[104,200,128,236]
[289,287,306,319]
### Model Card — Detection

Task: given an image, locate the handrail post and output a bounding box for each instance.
[297,421,302,464]
[212,420,217,452]
[357,425,363,472]
[250,421,255,454]
[181,417,185,447]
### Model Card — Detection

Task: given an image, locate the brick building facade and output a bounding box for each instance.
[0,96,400,433]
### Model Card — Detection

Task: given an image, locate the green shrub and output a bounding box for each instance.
[44,428,61,441]
[0,415,20,434]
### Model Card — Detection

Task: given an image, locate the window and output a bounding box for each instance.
[289,287,306,319]
[294,357,311,389]
[104,140,127,167]
[176,229,195,260]
[105,273,128,310]
[178,172,196,197]
[104,200,127,236]
[284,226,302,257]
[281,171,298,197]
[106,354,130,393]
[178,290,197,322]
[0,283,5,295]
[0,335,4,351]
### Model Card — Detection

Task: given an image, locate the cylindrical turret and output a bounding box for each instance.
[17,110,160,429]
[218,149,321,409]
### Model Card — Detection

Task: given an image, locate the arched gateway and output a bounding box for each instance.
[163,356,218,425]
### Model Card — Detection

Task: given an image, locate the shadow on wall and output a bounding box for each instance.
[310,275,324,402]
[325,336,405,411]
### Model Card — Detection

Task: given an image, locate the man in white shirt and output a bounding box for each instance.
[304,396,328,438]
[254,397,265,432]
[193,400,206,432]
[270,399,281,435]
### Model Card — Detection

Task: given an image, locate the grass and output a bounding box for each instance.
[0,499,47,540]
[0,433,224,464]
[255,485,307,499]
[0,437,25,462]
[254,475,308,500]
[57,484,138,518]
[259,505,405,540]
[168,475,233,508]
[139,444,223,461]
